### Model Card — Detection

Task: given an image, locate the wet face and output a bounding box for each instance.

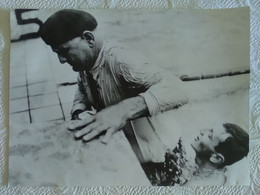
[191,128,231,154]
[52,36,95,72]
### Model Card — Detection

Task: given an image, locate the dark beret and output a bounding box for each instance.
[40,9,97,47]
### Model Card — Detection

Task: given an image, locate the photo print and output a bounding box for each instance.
[9,8,250,186]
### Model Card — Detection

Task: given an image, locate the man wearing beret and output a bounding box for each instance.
[40,9,188,162]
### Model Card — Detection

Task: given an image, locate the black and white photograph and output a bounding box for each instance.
[8,8,250,186]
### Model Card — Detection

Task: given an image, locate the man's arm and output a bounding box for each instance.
[119,95,149,120]
[117,60,189,116]
[71,88,87,120]
[68,96,149,143]
[69,46,189,143]
[68,67,188,144]
[71,73,92,119]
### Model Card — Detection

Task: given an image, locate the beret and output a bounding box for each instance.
[40,9,97,47]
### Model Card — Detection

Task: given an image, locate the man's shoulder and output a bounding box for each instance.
[103,41,148,63]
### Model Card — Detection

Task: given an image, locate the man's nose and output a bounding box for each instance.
[58,55,67,64]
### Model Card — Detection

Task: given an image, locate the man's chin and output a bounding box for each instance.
[72,66,83,72]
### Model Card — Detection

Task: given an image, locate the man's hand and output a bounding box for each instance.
[68,105,128,144]
[71,109,84,120]
[68,96,149,144]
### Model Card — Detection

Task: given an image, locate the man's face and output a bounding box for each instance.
[52,37,95,72]
[191,128,231,154]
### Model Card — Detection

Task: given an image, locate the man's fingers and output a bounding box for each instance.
[101,128,114,144]
[68,120,87,131]
[68,116,95,131]
[74,122,97,139]
[82,128,105,142]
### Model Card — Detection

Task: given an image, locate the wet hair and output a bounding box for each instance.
[214,123,249,168]
[40,9,97,47]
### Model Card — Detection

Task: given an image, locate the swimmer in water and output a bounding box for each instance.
[142,123,249,186]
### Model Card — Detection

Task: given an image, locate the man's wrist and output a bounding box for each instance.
[120,96,149,120]
[71,109,84,120]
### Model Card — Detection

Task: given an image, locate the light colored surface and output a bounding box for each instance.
[9,122,150,186]
[0,2,259,195]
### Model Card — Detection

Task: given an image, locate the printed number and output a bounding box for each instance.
[14,9,43,41]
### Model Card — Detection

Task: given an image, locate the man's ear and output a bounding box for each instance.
[82,31,95,48]
[209,153,225,165]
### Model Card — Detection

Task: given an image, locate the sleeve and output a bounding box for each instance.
[71,73,91,116]
[138,71,189,116]
[117,55,189,116]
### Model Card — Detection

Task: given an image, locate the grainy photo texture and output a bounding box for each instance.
[9,8,250,186]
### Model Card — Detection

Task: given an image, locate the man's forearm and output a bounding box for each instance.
[68,96,150,143]
[118,96,149,120]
